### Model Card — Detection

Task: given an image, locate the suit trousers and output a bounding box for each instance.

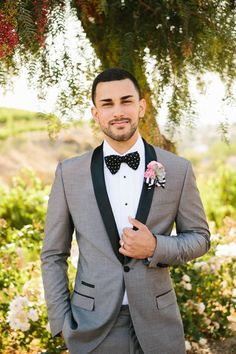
[89,305,144,354]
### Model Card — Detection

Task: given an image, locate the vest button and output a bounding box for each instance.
[124,265,130,272]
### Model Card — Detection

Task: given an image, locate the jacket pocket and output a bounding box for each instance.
[156,289,176,310]
[71,290,95,311]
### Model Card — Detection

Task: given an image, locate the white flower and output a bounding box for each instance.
[210,257,225,270]
[185,340,192,351]
[7,318,18,330]
[215,243,236,258]
[196,302,205,314]
[229,228,236,237]
[7,308,30,332]
[213,321,220,330]
[232,288,236,298]
[182,274,191,282]
[193,261,204,269]
[193,261,210,272]
[28,308,39,322]
[183,282,192,291]
[19,320,30,332]
[199,338,207,346]
[7,295,33,332]
[211,233,220,241]
[9,296,28,312]
[24,225,32,230]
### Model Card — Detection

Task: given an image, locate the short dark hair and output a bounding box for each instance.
[91,68,142,105]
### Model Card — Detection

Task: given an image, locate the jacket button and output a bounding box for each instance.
[124,265,130,272]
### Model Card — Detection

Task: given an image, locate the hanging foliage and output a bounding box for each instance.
[73,0,236,135]
[0,0,235,147]
[0,1,18,59]
[33,0,50,46]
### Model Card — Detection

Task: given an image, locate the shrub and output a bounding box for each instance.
[172,233,236,342]
[0,170,235,353]
[0,169,49,230]
[199,166,236,228]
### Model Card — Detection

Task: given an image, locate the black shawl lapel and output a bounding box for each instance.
[124,139,157,264]
[135,138,157,224]
[91,143,124,264]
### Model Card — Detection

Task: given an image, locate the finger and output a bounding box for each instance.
[120,239,132,250]
[123,226,134,234]
[119,246,132,256]
[122,233,134,245]
[122,227,136,238]
[120,240,124,248]
[128,216,146,230]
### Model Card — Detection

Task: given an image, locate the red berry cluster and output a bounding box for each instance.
[33,0,49,47]
[0,12,19,59]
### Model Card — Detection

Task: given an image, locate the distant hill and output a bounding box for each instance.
[0,107,102,185]
[0,107,235,185]
[173,122,236,175]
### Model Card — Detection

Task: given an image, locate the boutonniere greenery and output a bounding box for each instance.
[144,161,166,189]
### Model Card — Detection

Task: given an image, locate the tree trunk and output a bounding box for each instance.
[74,1,175,151]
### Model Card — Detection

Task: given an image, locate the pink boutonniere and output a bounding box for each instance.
[144,161,166,189]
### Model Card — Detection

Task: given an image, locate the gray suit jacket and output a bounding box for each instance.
[41,140,210,354]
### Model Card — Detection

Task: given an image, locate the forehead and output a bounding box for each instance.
[95,79,139,101]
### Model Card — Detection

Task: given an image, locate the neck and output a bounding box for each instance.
[104,131,139,154]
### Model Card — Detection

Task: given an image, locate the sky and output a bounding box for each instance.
[0,69,235,127]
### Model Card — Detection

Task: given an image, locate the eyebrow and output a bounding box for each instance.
[99,95,134,102]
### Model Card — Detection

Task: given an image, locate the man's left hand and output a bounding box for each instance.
[119,216,157,259]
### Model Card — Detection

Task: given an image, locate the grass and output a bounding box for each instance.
[0,107,84,140]
[0,108,47,140]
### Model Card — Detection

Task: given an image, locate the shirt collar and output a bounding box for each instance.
[103,134,144,157]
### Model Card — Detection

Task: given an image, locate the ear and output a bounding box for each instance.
[91,106,99,123]
[139,98,146,118]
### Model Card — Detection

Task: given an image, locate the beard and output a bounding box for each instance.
[101,118,138,142]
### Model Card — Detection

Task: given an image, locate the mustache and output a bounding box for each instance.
[109,118,131,124]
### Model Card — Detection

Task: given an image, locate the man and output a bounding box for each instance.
[41,68,210,354]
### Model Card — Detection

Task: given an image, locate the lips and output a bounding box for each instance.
[110,119,130,126]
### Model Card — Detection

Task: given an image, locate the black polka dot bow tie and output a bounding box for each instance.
[105,151,140,175]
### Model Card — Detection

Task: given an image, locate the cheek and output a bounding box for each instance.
[96,113,109,126]
[131,108,141,119]
[103,112,111,123]
[123,107,138,117]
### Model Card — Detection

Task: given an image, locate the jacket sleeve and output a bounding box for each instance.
[41,163,74,337]
[149,161,210,268]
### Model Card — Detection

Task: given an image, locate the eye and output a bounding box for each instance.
[122,100,132,104]
[102,102,113,107]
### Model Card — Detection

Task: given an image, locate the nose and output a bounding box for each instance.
[113,104,124,118]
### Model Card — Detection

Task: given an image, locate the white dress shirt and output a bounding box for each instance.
[103,135,145,304]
